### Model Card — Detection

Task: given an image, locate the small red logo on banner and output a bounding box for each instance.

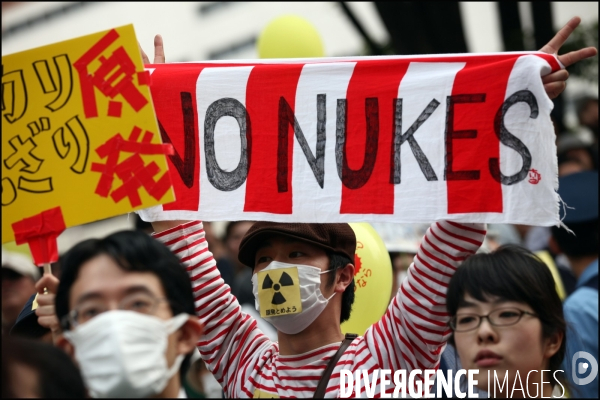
[528,169,541,184]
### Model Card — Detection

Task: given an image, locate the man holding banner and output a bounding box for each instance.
[132,17,597,398]
[31,16,596,398]
[151,218,485,398]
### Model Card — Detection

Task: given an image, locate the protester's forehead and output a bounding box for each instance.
[70,254,166,305]
[460,293,530,310]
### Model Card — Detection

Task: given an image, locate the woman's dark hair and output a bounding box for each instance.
[2,336,88,398]
[55,230,197,380]
[326,252,355,324]
[447,245,566,377]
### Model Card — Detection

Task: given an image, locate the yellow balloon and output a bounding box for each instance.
[341,223,393,336]
[257,15,324,59]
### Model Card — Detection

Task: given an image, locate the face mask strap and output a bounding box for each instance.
[167,313,191,334]
[319,268,336,275]
[152,314,190,392]
[320,267,339,302]
[166,353,186,380]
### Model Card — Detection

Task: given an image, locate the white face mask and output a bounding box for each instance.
[251,261,336,335]
[63,310,189,398]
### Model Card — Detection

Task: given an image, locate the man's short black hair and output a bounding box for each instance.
[55,230,196,379]
[326,252,355,324]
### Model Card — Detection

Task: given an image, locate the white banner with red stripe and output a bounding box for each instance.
[138,52,562,226]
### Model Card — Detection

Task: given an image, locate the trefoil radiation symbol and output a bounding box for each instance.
[262,272,294,305]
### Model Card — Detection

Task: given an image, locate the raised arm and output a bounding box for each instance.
[139,34,273,393]
[152,221,271,395]
[139,34,166,65]
[539,16,597,99]
[365,221,486,372]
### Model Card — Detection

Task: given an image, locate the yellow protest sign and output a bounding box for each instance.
[257,266,302,318]
[1,24,175,243]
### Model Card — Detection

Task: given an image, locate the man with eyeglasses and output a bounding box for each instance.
[35,230,203,398]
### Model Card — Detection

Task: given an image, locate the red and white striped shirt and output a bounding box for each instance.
[154,220,485,398]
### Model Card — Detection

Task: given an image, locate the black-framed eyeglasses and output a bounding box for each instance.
[449,308,538,332]
[61,292,169,330]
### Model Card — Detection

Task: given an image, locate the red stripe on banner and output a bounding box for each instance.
[148,64,205,212]
[534,53,561,71]
[445,56,517,213]
[340,60,408,214]
[244,64,304,214]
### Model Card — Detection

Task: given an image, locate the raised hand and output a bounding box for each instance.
[139,34,166,65]
[35,273,61,342]
[539,17,598,99]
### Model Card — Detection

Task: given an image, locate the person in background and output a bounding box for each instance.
[482,224,523,252]
[184,349,225,399]
[558,155,589,178]
[200,221,233,289]
[134,212,155,234]
[475,223,576,300]
[220,220,255,306]
[10,292,52,343]
[388,249,415,302]
[557,134,598,174]
[370,222,428,303]
[550,171,598,398]
[203,221,228,261]
[2,249,40,335]
[1,336,88,398]
[137,213,237,295]
[576,96,598,143]
[35,229,204,398]
[447,245,567,398]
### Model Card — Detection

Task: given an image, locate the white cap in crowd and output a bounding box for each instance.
[370,223,429,254]
[1,249,40,281]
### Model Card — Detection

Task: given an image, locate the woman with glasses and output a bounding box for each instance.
[446,244,567,398]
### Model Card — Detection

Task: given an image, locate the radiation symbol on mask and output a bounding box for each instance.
[257,267,302,318]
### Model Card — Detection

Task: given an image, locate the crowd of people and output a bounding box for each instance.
[1,16,598,399]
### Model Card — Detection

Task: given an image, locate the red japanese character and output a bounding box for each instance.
[91,126,173,207]
[74,29,148,119]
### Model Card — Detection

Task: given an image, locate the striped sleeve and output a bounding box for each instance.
[153,221,271,394]
[364,221,486,373]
